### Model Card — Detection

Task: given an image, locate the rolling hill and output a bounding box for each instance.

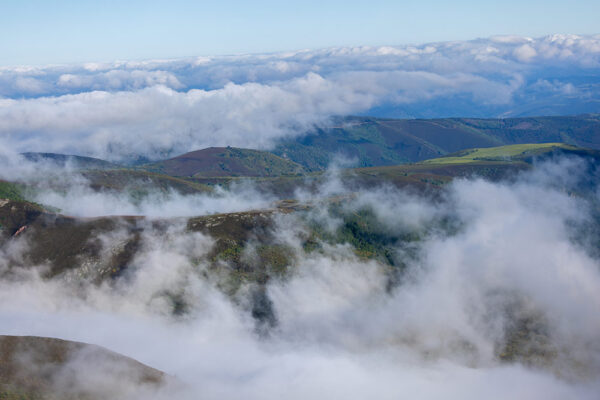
[141,147,307,178]
[0,335,166,400]
[339,142,600,198]
[420,142,596,164]
[12,141,598,200]
[272,114,600,170]
[16,114,600,178]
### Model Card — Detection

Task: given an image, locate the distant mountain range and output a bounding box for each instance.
[20,114,600,177]
[20,152,119,170]
[272,114,600,170]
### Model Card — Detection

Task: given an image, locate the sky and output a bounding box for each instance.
[1,0,600,66]
[0,1,599,159]
[1,34,599,159]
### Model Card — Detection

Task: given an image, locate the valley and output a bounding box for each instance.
[2,115,600,399]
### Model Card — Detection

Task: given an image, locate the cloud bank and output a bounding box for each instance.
[0,34,599,160]
[1,159,600,399]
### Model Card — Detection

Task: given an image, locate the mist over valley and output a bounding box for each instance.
[1,12,600,398]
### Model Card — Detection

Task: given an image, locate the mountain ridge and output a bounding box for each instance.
[21,152,120,170]
[272,114,600,169]
[141,146,307,178]
[18,114,600,175]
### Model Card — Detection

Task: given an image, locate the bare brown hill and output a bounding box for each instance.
[0,335,165,400]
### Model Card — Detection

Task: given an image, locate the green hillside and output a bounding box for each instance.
[142,147,307,178]
[273,114,600,170]
[82,169,211,195]
[340,142,600,194]
[0,181,26,202]
[0,170,211,209]
[18,114,600,178]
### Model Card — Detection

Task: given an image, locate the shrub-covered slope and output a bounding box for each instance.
[273,114,600,169]
[142,147,306,178]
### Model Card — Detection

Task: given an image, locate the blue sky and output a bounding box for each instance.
[1,0,599,65]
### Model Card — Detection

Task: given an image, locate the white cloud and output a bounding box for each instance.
[0,160,599,398]
[56,69,183,90]
[513,44,538,62]
[0,35,598,159]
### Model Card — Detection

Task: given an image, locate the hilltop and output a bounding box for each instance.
[142,147,306,178]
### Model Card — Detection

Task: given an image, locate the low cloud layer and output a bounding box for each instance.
[0,34,599,160]
[0,158,599,399]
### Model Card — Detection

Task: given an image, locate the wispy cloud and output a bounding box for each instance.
[1,158,599,398]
